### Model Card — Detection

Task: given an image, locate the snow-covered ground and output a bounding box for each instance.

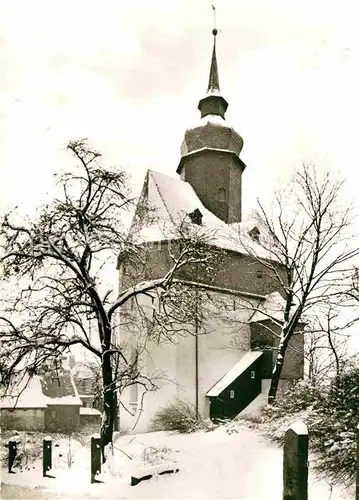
[1,424,354,499]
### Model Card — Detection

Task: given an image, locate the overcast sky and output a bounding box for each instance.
[1,0,359,217]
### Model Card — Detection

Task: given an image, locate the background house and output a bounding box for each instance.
[41,368,83,433]
[0,359,101,432]
[0,376,48,431]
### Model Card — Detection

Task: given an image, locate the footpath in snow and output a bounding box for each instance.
[1,424,354,499]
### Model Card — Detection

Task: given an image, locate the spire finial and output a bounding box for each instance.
[212,4,218,36]
[207,5,220,94]
[197,4,228,118]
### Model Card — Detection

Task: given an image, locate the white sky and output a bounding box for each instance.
[1,0,359,217]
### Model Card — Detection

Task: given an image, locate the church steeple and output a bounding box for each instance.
[198,29,228,119]
[177,12,246,225]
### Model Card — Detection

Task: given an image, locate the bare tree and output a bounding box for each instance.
[237,164,359,403]
[305,303,353,386]
[0,140,219,459]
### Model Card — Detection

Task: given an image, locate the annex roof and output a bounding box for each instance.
[249,291,286,323]
[131,170,273,260]
[206,351,263,397]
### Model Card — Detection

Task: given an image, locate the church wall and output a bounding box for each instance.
[118,293,179,434]
[118,247,300,433]
[173,291,251,418]
[118,291,254,432]
[119,243,286,300]
[209,252,286,298]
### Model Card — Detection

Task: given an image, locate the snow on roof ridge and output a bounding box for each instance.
[1,376,49,409]
[148,170,175,226]
[147,169,226,225]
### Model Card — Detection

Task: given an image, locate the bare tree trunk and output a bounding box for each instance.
[268,334,290,404]
[326,328,341,379]
[100,350,116,462]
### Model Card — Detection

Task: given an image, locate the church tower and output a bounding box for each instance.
[177,29,246,224]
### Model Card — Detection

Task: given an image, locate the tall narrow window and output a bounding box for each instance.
[218,188,226,202]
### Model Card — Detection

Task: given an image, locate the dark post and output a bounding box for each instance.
[91,434,101,483]
[8,438,18,474]
[43,437,52,477]
[356,423,359,500]
[283,421,308,500]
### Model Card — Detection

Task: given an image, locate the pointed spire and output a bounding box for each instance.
[198,25,228,119]
[207,29,220,94]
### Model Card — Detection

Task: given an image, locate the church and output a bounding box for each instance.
[118,29,304,433]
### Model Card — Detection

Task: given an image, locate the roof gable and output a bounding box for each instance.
[206,351,263,397]
[129,170,275,260]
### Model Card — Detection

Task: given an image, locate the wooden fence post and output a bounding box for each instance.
[43,437,52,477]
[8,437,18,474]
[283,421,308,500]
[91,435,101,483]
[356,422,359,500]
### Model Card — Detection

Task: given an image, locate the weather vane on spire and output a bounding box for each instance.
[212,4,218,36]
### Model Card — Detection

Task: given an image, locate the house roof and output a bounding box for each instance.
[206,351,263,397]
[131,170,273,260]
[1,370,82,409]
[41,370,82,406]
[1,376,49,409]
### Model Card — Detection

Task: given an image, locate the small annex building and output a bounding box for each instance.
[0,362,101,432]
[118,29,304,433]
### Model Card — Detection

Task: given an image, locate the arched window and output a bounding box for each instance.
[218,188,226,202]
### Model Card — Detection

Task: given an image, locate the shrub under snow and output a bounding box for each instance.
[307,368,359,485]
[258,371,359,487]
[151,399,216,434]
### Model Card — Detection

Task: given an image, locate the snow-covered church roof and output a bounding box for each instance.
[130,169,274,260]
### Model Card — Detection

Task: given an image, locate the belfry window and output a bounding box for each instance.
[218,188,226,202]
